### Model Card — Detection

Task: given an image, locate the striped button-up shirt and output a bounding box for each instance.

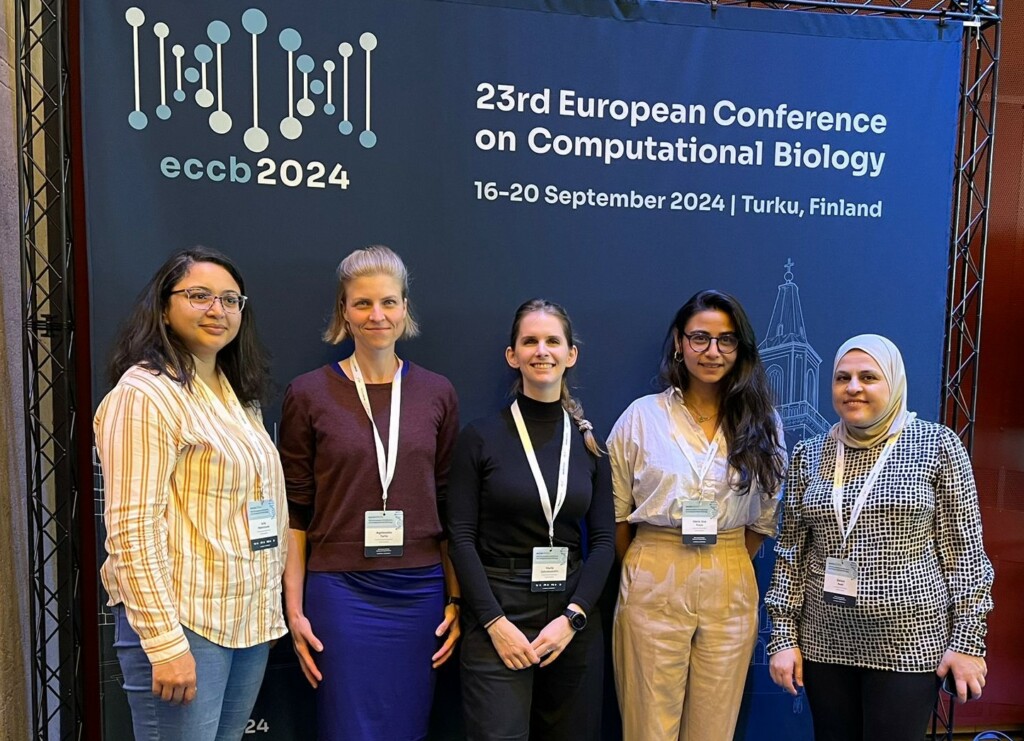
[96,365,288,664]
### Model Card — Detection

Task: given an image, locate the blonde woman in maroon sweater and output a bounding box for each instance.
[279,246,461,741]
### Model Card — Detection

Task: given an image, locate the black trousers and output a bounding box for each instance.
[803,660,941,741]
[459,566,603,741]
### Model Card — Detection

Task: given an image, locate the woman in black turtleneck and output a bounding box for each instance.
[447,299,615,741]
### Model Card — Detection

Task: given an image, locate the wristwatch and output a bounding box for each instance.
[563,608,587,631]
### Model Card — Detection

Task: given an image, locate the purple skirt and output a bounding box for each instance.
[305,565,444,741]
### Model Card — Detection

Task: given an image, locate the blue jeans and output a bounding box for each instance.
[112,604,270,741]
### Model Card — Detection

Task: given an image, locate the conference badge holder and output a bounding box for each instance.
[531,546,568,592]
[822,557,858,607]
[247,499,279,551]
[682,499,718,546]
[364,510,404,557]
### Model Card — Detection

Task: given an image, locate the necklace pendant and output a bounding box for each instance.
[680,395,716,424]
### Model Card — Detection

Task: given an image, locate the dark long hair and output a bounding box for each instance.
[108,247,271,406]
[508,299,603,457]
[659,289,784,495]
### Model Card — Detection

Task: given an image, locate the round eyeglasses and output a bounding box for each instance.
[170,288,247,314]
[682,331,739,354]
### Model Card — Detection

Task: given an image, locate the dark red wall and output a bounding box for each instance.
[956,6,1024,730]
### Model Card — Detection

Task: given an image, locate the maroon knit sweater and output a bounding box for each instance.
[279,361,459,572]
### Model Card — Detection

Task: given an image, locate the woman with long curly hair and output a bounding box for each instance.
[608,289,786,740]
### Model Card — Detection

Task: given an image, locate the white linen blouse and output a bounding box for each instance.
[608,388,784,536]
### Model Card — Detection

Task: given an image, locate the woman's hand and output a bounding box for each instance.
[152,649,197,705]
[432,603,461,668]
[287,612,324,688]
[529,610,579,667]
[486,617,540,671]
[937,649,987,703]
[769,647,804,696]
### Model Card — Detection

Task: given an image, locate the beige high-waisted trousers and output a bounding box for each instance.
[613,524,758,741]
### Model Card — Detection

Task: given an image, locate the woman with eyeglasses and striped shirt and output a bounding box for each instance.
[95,246,287,740]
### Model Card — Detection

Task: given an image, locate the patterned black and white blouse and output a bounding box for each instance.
[765,418,994,672]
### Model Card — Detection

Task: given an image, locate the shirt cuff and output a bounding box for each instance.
[767,618,800,655]
[569,595,593,615]
[750,499,781,537]
[948,622,988,657]
[479,607,505,627]
[287,507,312,531]
[141,625,191,665]
[613,502,633,522]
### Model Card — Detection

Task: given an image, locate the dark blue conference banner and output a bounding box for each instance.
[79,1,963,738]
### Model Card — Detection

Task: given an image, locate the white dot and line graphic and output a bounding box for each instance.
[359,32,376,148]
[172,43,185,103]
[193,43,214,109]
[339,42,352,135]
[153,22,170,119]
[279,27,302,140]
[124,6,378,151]
[323,58,336,116]
[242,8,268,152]
[207,21,233,134]
[126,7,147,130]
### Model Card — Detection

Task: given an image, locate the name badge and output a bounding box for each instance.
[823,557,859,607]
[531,546,568,592]
[247,500,279,551]
[364,510,404,557]
[681,500,718,546]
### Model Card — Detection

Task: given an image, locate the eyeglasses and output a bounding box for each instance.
[170,288,247,314]
[682,331,739,354]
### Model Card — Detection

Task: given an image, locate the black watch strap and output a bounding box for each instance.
[563,608,587,631]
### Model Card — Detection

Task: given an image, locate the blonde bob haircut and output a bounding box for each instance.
[322,245,421,344]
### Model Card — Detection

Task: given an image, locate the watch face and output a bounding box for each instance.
[569,612,587,631]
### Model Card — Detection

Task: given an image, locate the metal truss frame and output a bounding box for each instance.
[16,0,1000,738]
[688,0,999,22]
[17,0,83,738]
[941,0,1000,449]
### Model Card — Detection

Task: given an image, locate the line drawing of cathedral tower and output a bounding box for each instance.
[750,260,832,675]
[759,259,830,453]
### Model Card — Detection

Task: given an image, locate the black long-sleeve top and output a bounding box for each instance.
[447,393,616,626]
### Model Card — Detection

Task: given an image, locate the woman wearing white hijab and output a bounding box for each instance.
[765,334,994,741]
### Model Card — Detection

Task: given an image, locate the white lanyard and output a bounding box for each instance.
[351,355,402,511]
[831,431,902,550]
[511,400,571,548]
[670,402,720,500]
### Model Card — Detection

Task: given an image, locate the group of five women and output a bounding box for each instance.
[95,244,993,741]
